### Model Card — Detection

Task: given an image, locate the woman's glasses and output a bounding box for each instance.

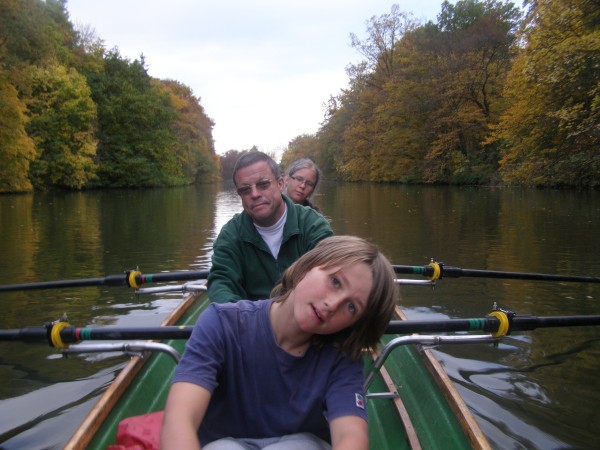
[289,175,315,189]
[236,179,274,196]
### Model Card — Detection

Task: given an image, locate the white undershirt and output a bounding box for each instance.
[254,205,288,259]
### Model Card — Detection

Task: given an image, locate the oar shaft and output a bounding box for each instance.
[513,315,600,329]
[392,264,600,283]
[0,275,127,292]
[2,263,596,293]
[443,267,600,283]
[0,326,193,343]
[385,318,498,334]
[3,315,600,344]
[0,270,210,293]
[136,271,209,284]
[385,315,600,334]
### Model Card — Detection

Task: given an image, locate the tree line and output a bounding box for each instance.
[2,1,597,192]
[0,0,219,193]
[282,0,599,188]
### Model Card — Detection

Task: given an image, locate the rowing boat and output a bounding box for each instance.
[60,284,490,450]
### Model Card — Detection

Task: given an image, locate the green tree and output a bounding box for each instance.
[315,85,366,180]
[25,63,97,189]
[0,0,75,67]
[88,50,179,187]
[491,0,600,187]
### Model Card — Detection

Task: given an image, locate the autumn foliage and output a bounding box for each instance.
[1,1,598,191]
[0,0,219,192]
[282,1,599,188]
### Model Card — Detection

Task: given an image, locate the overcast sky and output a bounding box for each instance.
[66,1,444,156]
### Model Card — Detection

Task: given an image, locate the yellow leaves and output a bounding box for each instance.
[0,71,35,192]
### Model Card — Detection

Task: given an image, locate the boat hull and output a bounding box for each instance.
[64,291,209,450]
[65,295,489,450]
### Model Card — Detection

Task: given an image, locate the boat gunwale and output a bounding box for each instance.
[63,290,204,450]
[392,306,491,450]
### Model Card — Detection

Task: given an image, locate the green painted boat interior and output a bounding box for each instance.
[88,294,211,450]
[87,297,474,450]
[367,334,473,449]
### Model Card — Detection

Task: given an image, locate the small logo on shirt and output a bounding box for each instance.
[355,393,365,410]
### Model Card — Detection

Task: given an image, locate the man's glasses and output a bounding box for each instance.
[289,175,315,189]
[236,179,274,196]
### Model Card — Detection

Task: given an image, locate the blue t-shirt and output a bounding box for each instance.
[172,299,367,445]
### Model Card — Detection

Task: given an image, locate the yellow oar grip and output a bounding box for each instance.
[128,270,142,289]
[428,262,442,281]
[489,310,510,337]
[50,321,70,348]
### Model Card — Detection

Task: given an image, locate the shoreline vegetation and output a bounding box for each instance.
[1,0,598,193]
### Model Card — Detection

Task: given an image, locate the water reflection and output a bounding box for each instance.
[0,185,220,449]
[193,186,242,270]
[0,184,599,449]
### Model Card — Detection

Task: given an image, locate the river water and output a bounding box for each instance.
[0,183,599,449]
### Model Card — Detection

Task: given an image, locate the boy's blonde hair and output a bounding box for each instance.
[271,235,398,359]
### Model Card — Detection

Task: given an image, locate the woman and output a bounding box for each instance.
[161,235,398,450]
[284,158,321,212]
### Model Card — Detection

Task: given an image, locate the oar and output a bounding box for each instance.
[2,263,597,293]
[394,263,600,283]
[3,314,600,347]
[0,270,210,293]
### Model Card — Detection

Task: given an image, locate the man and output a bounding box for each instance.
[207,151,333,303]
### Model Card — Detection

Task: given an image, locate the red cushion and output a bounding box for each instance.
[106,411,163,450]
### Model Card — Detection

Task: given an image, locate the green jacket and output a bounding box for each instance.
[207,195,333,303]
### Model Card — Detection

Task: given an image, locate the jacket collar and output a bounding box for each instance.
[240,195,300,245]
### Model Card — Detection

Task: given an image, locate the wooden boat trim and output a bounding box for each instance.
[64,290,203,450]
[394,306,491,450]
[374,349,423,450]
[420,348,491,450]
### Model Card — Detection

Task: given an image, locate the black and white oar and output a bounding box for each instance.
[3,312,600,348]
[0,269,210,293]
[394,262,600,283]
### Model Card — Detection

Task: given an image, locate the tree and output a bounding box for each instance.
[219,149,248,181]
[337,4,422,181]
[0,66,35,192]
[280,134,318,170]
[25,63,97,189]
[420,0,521,183]
[88,50,179,187]
[348,4,417,89]
[319,1,521,184]
[0,0,76,67]
[159,79,219,183]
[490,0,600,187]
